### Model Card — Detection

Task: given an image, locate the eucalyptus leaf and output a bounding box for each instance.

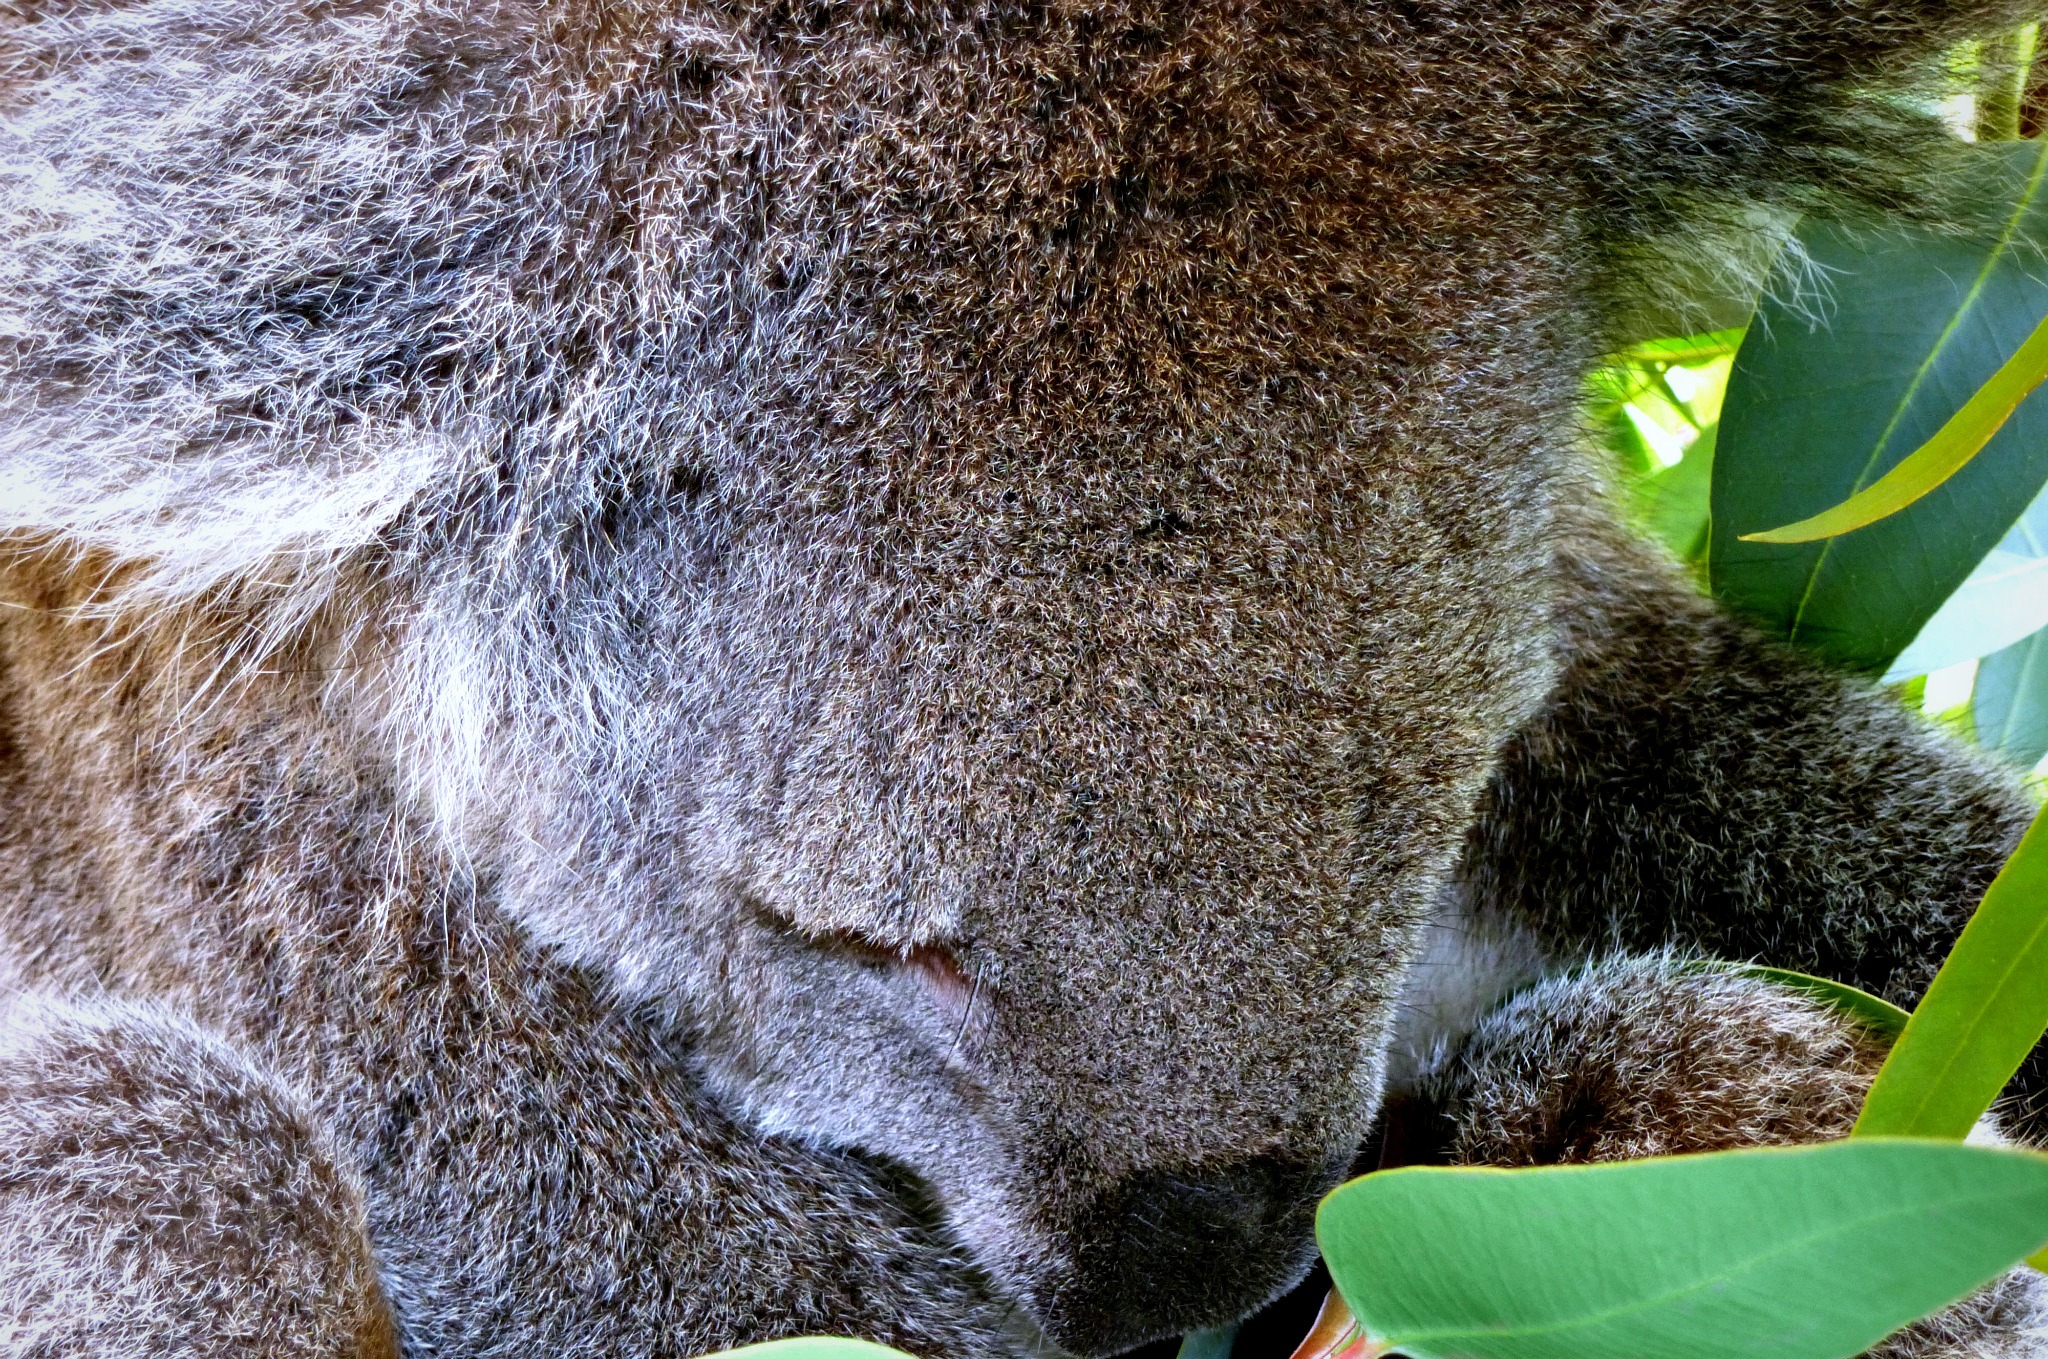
[1737,309,2048,544]
[1290,1290,1373,1359]
[1178,1325,1241,1359]
[698,1341,916,1359]
[1618,329,1745,367]
[1710,138,2048,672]
[1973,625,2048,765]
[1726,963,1911,1039]
[1976,27,2039,143]
[1855,804,2048,1140]
[1638,423,1715,564]
[1885,550,2048,678]
[1317,1140,2048,1359]
[1884,477,2048,678]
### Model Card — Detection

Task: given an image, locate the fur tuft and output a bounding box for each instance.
[0,0,2042,1352]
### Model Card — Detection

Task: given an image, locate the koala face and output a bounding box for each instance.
[0,0,1567,1348]
[442,377,1559,1352]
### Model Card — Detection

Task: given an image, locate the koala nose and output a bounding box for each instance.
[1036,1153,1345,1357]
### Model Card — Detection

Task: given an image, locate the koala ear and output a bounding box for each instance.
[0,412,459,604]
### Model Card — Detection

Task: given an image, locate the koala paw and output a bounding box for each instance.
[1416,954,2047,1358]
[0,995,396,1359]
[1418,952,1884,1164]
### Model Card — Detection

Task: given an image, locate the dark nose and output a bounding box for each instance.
[1035,1153,1347,1357]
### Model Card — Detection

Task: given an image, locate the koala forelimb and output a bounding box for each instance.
[1463,518,2042,1127]
[0,0,2043,1353]
[1420,957,2048,1359]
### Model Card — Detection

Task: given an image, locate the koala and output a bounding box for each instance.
[1418,956,2048,1359]
[0,0,2041,1355]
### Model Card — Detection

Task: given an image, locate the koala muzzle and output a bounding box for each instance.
[1034,1152,1344,1357]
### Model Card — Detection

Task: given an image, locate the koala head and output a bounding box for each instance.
[0,0,1562,1349]
[413,373,1554,1353]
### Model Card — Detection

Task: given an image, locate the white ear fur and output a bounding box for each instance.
[0,416,458,603]
[0,90,466,601]
[0,0,483,605]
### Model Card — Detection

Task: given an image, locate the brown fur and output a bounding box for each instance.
[0,0,2040,1353]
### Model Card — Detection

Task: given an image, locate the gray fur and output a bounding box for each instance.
[0,998,396,1358]
[0,0,2041,1354]
[1423,957,2048,1358]
[1465,519,2048,1128]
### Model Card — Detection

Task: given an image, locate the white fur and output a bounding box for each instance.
[1385,886,1553,1095]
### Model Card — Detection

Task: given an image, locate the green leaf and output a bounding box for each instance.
[1724,964,1911,1040]
[697,1341,917,1359]
[1974,625,2048,766]
[1637,423,1715,564]
[1737,308,2048,544]
[1317,1140,2048,1359]
[1585,365,1663,479]
[1178,1325,1241,1359]
[1898,479,2048,686]
[1617,328,1745,367]
[1885,539,2048,680]
[1854,803,2048,1140]
[1975,26,2038,143]
[1709,138,2048,673]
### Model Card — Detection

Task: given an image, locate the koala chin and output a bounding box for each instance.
[0,0,2042,1355]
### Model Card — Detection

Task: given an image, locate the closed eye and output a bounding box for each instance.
[807,926,977,1018]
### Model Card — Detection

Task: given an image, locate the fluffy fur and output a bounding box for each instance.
[0,998,398,1359]
[1422,957,2048,1359]
[0,0,2042,1353]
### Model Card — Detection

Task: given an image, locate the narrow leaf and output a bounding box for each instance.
[1710,138,2048,672]
[1740,308,2048,543]
[1855,804,2048,1140]
[1317,1141,2048,1359]
[1974,625,2048,764]
[1725,964,1911,1040]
